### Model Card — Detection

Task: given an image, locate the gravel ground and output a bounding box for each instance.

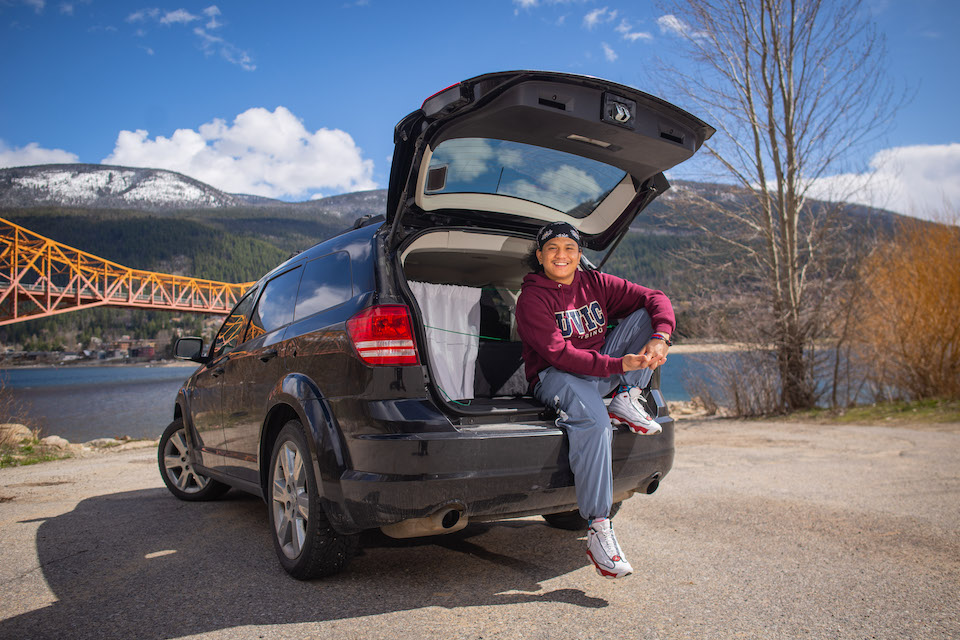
[0,418,957,640]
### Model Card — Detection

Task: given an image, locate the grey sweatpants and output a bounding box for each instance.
[533,309,656,521]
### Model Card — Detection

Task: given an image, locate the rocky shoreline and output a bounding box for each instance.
[0,422,157,466]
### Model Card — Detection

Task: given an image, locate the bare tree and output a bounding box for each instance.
[655,0,901,411]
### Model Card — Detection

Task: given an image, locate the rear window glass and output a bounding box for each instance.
[248,267,302,338]
[294,252,353,321]
[425,138,626,217]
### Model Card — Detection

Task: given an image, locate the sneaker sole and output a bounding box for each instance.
[586,550,633,579]
[608,412,662,435]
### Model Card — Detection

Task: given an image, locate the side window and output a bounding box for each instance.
[212,289,258,359]
[294,252,353,321]
[247,266,303,340]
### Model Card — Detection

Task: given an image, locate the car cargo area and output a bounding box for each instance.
[399,228,541,412]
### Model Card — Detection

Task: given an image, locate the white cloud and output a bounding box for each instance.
[496,146,525,170]
[193,27,255,70]
[804,143,960,219]
[656,13,709,39]
[101,107,377,200]
[127,8,159,22]
[59,0,87,15]
[515,0,582,8]
[430,139,496,182]
[203,5,221,29]
[127,6,252,70]
[502,164,603,211]
[656,14,685,36]
[623,31,652,42]
[602,42,617,62]
[160,9,199,25]
[0,140,79,167]
[24,0,45,13]
[513,0,593,16]
[615,18,652,42]
[583,7,616,29]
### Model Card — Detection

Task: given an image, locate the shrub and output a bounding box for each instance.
[852,215,960,400]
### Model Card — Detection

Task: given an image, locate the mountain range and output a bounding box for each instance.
[0,162,908,347]
[0,161,903,233]
[0,161,909,289]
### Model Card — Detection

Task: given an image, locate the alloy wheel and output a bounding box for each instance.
[162,428,210,494]
[271,440,310,559]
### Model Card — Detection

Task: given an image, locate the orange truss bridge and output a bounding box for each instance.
[0,217,254,326]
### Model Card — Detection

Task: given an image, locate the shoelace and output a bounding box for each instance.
[630,392,652,419]
[594,524,622,558]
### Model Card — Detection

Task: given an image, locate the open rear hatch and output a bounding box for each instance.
[386,71,713,416]
[387,70,714,252]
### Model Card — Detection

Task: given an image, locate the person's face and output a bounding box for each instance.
[537,236,581,285]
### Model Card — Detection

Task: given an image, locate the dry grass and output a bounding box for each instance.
[781,398,960,430]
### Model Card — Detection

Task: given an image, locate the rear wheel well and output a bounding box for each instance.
[260,404,301,496]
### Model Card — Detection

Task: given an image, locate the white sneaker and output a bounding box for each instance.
[608,386,662,435]
[586,518,633,579]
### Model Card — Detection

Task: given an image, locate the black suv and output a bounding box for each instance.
[158,70,713,579]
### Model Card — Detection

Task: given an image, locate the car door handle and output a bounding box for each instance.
[212,367,225,377]
[259,349,279,362]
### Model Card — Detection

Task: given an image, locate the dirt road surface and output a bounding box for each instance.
[1,419,957,640]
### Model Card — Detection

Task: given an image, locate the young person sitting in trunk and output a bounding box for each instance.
[515,221,673,579]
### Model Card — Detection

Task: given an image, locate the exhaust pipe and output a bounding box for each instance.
[643,472,662,494]
[381,504,468,539]
[612,473,662,503]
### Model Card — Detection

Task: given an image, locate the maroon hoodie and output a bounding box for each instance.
[515,269,675,387]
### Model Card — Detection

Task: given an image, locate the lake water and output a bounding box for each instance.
[2,363,200,443]
[1,356,698,443]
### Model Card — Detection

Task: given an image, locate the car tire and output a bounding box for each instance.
[158,418,230,501]
[268,420,358,580]
[542,501,622,530]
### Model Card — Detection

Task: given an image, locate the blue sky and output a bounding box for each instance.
[1,0,957,217]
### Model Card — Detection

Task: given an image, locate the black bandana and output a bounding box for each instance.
[536,221,581,250]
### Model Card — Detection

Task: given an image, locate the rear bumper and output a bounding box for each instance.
[328,417,674,532]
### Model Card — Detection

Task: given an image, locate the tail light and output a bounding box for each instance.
[346,305,420,366]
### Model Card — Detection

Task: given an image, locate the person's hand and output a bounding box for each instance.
[621,339,669,372]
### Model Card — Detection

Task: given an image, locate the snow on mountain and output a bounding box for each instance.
[291,189,387,218]
[0,164,244,210]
